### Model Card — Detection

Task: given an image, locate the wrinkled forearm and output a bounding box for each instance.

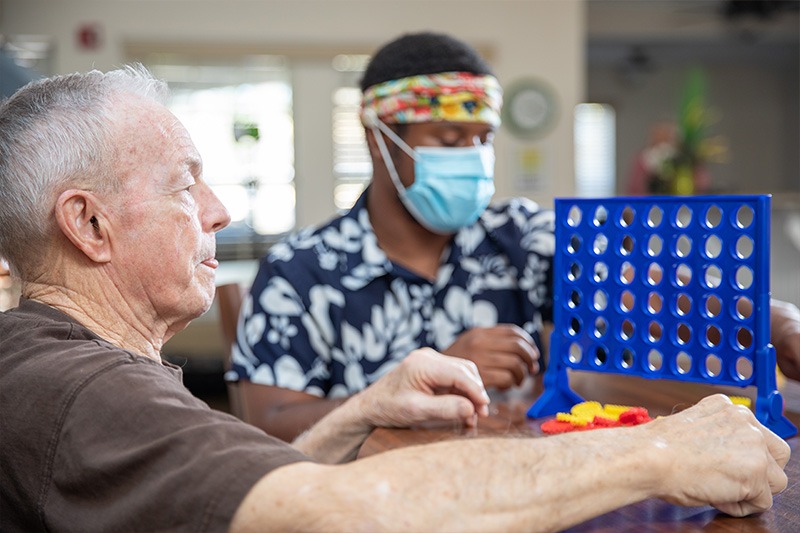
[235,427,662,533]
[291,392,372,464]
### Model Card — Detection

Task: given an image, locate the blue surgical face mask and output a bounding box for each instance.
[368,115,495,234]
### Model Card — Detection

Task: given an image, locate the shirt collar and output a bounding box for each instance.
[341,187,393,284]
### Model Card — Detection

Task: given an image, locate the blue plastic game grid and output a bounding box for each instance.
[527,195,797,439]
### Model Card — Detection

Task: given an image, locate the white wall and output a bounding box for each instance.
[1,0,585,221]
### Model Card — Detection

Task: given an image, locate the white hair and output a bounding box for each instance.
[0,63,169,279]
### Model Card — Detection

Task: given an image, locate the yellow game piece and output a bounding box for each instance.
[599,409,621,422]
[556,413,590,426]
[571,401,603,416]
[728,395,752,408]
[602,404,632,416]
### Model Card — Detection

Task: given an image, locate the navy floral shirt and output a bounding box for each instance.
[229,189,555,398]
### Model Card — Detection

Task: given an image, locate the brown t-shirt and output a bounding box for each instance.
[0,299,311,532]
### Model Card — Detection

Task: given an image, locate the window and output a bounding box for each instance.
[331,55,371,210]
[143,55,295,258]
[574,103,616,197]
[0,34,53,75]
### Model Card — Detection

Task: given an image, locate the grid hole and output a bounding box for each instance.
[676,235,692,258]
[648,321,663,342]
[594,262,609,282]
[705,354,722,377]
[647,206,663,227]
[593,234,608,255]
[705,235,722,259]
[735,296,753,320]
[620,290,634,312]
[736,327,753,350]
[567,206,582,227]
[620,206,635,227]
[594,206,608,227]
[676,352,692,374]
[621,348,634,369]
[704,294,721,318]
[676,205,693,228]
[569,317,582,335]
[648,349,663,371]
[568,262,582,281]
[620,262,634,284]
[676,293,692,316]
[594,346,608,366]
[736,266,753,289]
[736,235,754,259]
[594,317,608,338]
[705,265,722,289]
[569,290,581,308]
[677,323,692,345]
[706,324,721,348]
[621,319,635,340]
[736,205,754,228]
[736,357,753,380]
[676,264,692,287]
[568,342,582,363]
[647,235,663,256]
[593,290,608,311]
[620,235,635,255]
[705,205,722,228]
[647,292,663,314]
[568,234,581,254]
[647,263,663,285]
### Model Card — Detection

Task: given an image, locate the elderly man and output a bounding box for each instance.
[0,66,790,532]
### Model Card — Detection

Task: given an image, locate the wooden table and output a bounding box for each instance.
[359,372,800,532]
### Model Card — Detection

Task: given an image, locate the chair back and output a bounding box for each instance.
[215,283,246,419]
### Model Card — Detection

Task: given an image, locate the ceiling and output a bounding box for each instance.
[587,0,799,67]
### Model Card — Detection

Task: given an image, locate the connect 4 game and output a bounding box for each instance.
[527,195,797,439]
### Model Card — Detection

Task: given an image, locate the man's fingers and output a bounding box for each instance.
[424,356,490,415]
[483,352,528,385]
[683,394,733,417]
[766,455,789,495]
[489,325,540,370]
[714,494,772,518]
[410,394,480,425]
[481,368,516,390]
[757,424,792,470]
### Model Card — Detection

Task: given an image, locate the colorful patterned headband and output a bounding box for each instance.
[361,71,503,127]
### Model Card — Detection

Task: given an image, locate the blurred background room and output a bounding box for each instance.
[1,0,797,409]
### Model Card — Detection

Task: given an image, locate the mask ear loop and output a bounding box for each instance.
[368,121,407,198]
[365,109,417,197]
[364,109,418,160]
[365,110,440,233]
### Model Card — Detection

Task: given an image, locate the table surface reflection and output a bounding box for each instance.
[359,372,800,532]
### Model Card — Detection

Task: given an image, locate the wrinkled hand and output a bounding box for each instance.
[647,394,790,516]
[443,325,539,390]
[772,299,800,381]
[355,348,490,429]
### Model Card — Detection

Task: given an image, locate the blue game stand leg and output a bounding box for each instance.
[527,334,584,418]
[755,345,797,439]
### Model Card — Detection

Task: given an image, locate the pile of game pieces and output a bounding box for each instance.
[540,396,753,434]
[540,401,653,434]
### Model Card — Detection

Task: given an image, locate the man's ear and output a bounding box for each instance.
[54,189,112,263]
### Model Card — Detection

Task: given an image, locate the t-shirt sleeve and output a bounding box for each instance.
[49,359,311,532]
